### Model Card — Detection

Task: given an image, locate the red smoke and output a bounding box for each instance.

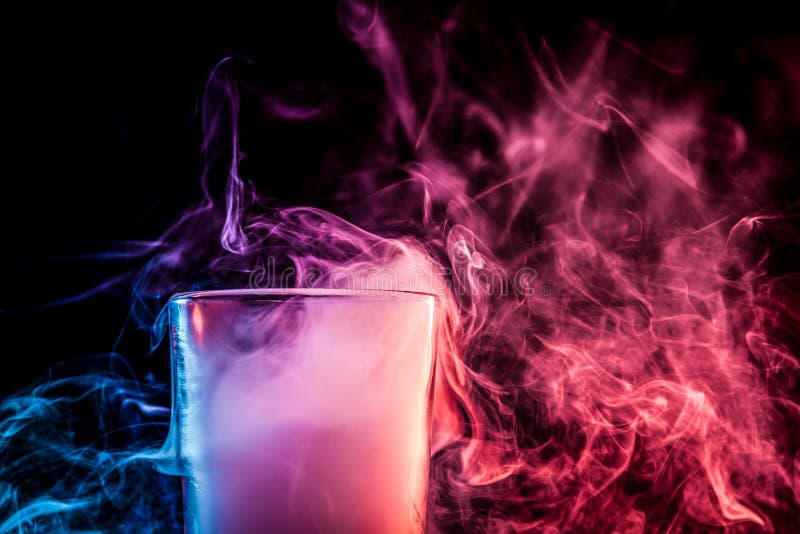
[136,3,800,531]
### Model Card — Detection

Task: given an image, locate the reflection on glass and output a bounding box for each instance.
[165,289,436,533]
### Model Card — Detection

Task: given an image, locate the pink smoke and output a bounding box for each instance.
[128,3,800,531]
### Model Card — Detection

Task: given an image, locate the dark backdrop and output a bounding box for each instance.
[2,1,798,397]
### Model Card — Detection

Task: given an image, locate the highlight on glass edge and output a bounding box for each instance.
[167,289,436,532]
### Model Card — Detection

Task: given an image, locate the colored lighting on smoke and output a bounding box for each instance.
[2,2,799,532]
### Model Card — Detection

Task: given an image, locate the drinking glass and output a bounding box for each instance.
[165,289,437,533]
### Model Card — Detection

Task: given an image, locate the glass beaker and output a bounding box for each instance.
[165,289,436,533]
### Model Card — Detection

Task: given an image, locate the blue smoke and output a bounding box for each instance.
[0,57,257,533]
[0,354,181,532]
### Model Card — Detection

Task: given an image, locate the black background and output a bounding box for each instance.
[2,1,798,397]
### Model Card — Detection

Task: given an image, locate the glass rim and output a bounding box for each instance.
[168,288,438,304]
